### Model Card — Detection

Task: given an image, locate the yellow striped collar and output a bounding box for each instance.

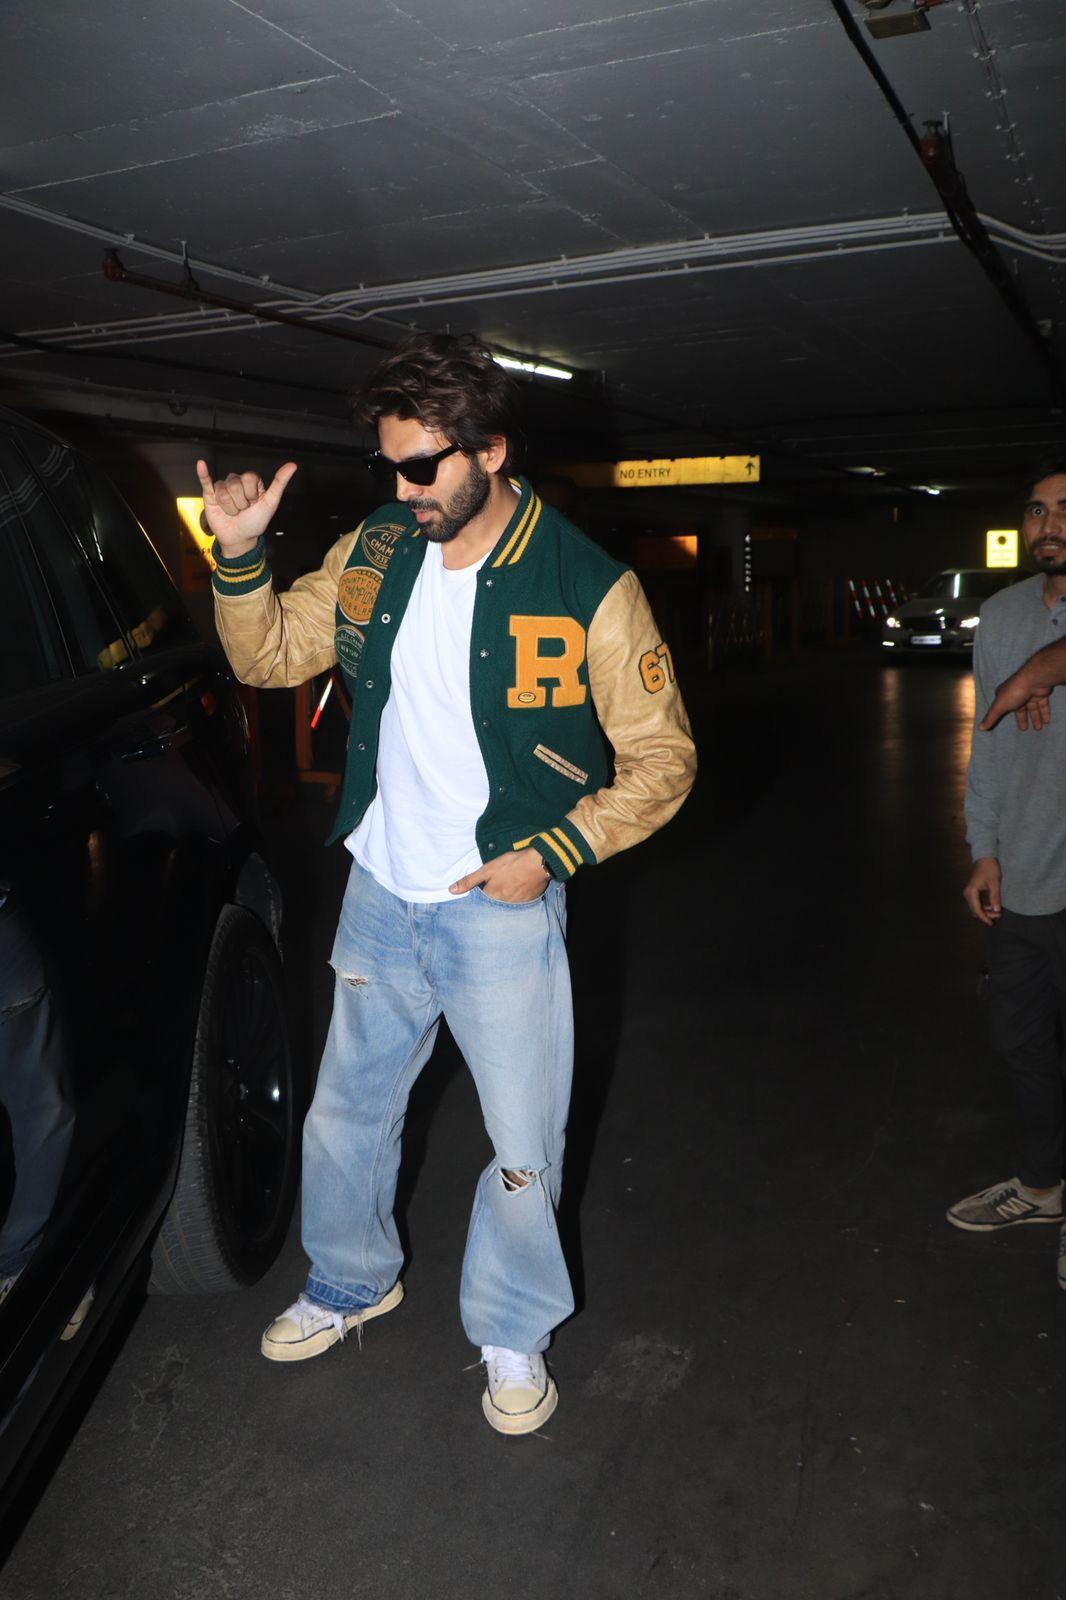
[491,479,543,569]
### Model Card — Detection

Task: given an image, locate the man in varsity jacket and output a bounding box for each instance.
[198,333,695,1436]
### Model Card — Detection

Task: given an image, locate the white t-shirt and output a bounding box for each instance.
[347,541,490,901]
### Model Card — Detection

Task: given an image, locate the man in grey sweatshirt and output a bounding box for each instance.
[951,465,1066,1283]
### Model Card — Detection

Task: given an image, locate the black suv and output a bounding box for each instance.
[0,412,300,1515]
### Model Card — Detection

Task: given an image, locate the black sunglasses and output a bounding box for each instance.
[367,442,462,487]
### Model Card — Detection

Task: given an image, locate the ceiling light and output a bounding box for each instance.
[911,485,941,496]
[493,354,573,381]
[849,465,886,477]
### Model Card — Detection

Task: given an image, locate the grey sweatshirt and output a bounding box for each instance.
[965,573,1066,915]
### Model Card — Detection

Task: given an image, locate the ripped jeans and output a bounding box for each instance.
[300,860,574,1354]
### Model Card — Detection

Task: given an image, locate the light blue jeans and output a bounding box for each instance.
[301,861,574,1354]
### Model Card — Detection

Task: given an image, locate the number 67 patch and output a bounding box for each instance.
[639,642,675,694]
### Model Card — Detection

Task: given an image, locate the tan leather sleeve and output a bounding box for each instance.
[564,569,696,862]
[212,530,359,688]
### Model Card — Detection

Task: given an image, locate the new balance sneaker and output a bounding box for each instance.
[261,1281,403,1362]
[946,1177,1064,1233]
[1058,1225,1066,1292]
[481,1345,558,1436]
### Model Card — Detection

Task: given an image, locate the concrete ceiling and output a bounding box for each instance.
[1,0,1064,494]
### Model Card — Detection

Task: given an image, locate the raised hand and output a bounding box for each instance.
[195,459,297,557]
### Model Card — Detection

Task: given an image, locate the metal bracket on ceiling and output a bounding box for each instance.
[860,0,947,40]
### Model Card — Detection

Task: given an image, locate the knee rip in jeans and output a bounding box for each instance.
[500,1165,553,1227]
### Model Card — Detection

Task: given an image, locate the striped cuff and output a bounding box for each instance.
[211,537,270,597]
[523,820,596,881]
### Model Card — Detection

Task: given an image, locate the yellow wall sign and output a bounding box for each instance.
[986,528,1018,569]
[176,496,215,594]
[565,456,760,490]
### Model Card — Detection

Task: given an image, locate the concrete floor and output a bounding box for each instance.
[4,653,1066,1600]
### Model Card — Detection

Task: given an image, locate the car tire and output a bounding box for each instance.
[149,905,300,1294]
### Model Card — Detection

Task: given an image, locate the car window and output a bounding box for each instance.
[917,573,958,599]
[958,572,1014,599]
[918,571,1013,602]
[0,440,127,677]
[0,502,68,698]
[14,432,197,658]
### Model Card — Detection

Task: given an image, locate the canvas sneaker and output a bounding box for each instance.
[481,1345,558,1436]
[261,1281,403,1362]
[946,1177,1064,1233]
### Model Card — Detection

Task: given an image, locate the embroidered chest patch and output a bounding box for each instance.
[338,566,382,625]
[361,523,405,570]
[335,624,365,675]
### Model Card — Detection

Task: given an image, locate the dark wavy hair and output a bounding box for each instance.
[353,332,522,471]
[1022,459,1066,504]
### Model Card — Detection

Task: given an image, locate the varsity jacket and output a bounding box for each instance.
[212,478,696,880]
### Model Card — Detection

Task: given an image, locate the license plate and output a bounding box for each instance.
[911,634,941,645]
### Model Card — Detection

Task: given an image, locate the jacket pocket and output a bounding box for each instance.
[533,744,589,785]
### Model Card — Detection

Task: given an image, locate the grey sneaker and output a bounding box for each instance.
[946,1177,1064,1233]
[261,1281,403,1362]
[481,1345,558,1436]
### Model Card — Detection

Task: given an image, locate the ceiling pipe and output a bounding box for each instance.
[828,0,1066,410]
[101,250,395,353]
[0,322,350,402]
[4,212,1057,358]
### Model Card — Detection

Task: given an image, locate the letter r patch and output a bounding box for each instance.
[507,616,588,708]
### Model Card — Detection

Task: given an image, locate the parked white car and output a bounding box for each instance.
[881,568,1018,655]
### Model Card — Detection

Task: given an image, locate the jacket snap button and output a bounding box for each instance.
[498,784,506,794]
[485,578,494,589]
[381,613,391,623]
[365,679,373,689]
[482,718,490,728]
[357,742,366,752]
[479,649,489,658]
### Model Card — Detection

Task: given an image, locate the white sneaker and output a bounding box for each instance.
[261,1281,403,1362]
[946,1177,1064,1233]
[481,1345,558,1435]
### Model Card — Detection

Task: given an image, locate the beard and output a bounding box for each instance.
[407,456,491,543]
[1030,540,1066,574]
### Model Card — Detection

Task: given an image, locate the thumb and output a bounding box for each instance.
[979,695,1005,732]
[261,461,297,512]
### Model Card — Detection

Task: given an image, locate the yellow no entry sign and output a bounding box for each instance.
[565,456,760,490]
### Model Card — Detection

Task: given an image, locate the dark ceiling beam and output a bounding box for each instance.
[0,324,350,404]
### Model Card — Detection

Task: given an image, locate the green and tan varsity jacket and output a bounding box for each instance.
[212,478,696,880]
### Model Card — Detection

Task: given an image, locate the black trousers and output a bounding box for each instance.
[986,907,1066,1189]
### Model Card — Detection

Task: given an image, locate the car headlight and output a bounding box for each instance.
[885,616,902,629]
[958,616,981,630]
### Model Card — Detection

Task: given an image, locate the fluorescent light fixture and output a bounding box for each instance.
[493,354,573,381]
[849,465,885,477]
[911,484,941,496]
